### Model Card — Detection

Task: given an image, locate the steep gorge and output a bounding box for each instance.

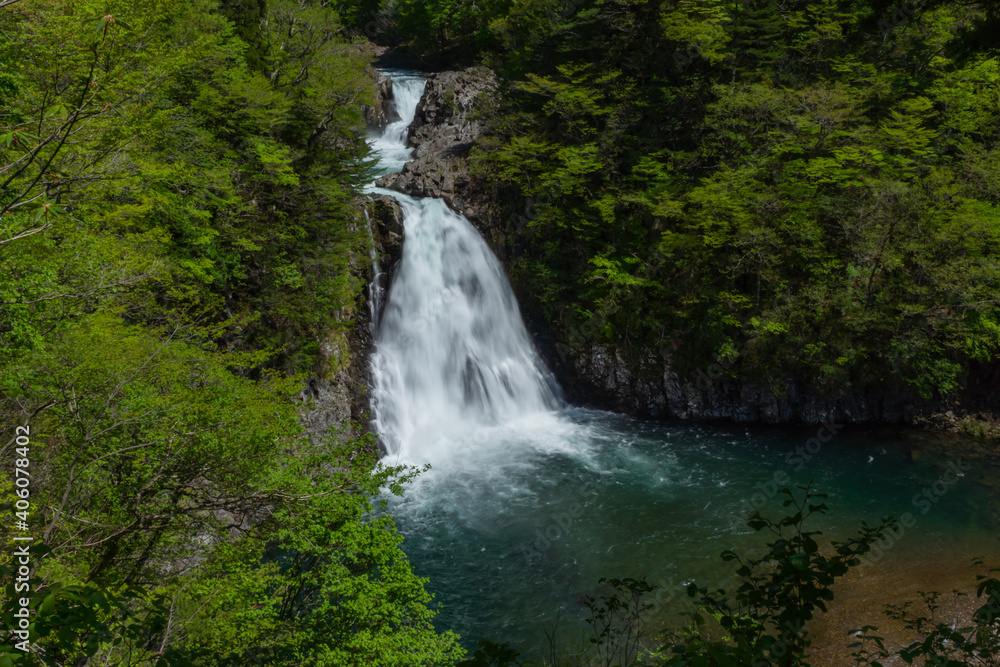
[357,65,977,430]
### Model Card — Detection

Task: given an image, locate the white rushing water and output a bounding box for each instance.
[367,72,562,465]
[368,73,427,176]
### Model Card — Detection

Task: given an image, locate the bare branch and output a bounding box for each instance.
[0,222,52,245]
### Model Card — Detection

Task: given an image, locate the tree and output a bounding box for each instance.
[1,0,465,663]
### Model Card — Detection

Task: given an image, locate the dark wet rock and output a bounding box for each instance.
[367,194,405,272]
[362,75,400,133]
[564,344,918,425]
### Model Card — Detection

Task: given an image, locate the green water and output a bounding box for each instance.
[388,408,1000,658]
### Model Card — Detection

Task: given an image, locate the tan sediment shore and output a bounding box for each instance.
[810,533,1000,665]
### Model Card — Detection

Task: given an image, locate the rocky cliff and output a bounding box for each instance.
[298,204,387,447]
[357,65,952,429]
[563,345,919,424]
[363,73,400,133]
[376,67,498,221]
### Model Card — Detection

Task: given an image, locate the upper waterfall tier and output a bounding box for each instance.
[368,72,427,177]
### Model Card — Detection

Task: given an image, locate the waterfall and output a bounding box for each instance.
[368,73,427,176]
[366,72,562,461]
[363,208,382,334]
[356,73,999,663]
[370,194,562,457]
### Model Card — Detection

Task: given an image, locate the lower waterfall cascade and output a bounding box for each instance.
[367,71,562,466]
[369,191,562,459]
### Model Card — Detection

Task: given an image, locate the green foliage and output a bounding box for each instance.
[447,0,1000,399]
[0,545,175,666]
[1,0,376,374]
[1,313,464,663]
[584,577,656,667]
[217,0,268,70]
[334,0,389,35]
[0,0,463,664]
[660,484,892,666]
[393,0,514,64]
[174,441,465,666]
[457,639,526,667]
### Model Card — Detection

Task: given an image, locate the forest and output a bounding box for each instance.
[1,0,999,665]
[0,0,461,664]
[373,0,1000,406]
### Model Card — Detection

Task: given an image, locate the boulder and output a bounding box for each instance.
[367,194,405,272]
[362,75,401,133]
[406,67,499,153]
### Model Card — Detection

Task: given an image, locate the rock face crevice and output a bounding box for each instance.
[366,194,405,329]
[300,329,367,443]
[299,260,378,446]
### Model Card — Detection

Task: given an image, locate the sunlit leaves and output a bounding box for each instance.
[0,0,462,663]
